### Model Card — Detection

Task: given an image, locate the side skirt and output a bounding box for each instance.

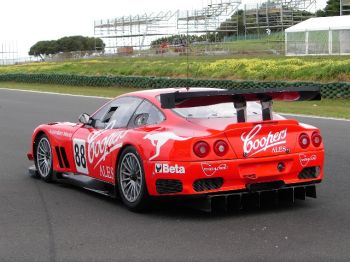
[27,165,116,198]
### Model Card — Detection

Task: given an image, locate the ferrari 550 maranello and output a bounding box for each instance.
[27,87,324,211]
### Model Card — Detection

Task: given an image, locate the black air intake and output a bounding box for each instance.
[193,178,223,192]
[156,179,183,194]
[298,167,320,179]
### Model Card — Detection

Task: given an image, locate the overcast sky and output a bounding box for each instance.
[0,0,327,57]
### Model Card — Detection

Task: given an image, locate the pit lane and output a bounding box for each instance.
[0,88,349,261]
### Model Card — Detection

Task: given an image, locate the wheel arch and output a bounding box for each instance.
[114,144,133,179]
[114,143,145,183]
[33,130,48,161]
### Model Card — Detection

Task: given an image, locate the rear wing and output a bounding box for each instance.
[160,87,321,123]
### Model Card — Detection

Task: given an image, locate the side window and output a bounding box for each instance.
[91,101,112,122]
[130,100,165,128]
[91,97,142,129]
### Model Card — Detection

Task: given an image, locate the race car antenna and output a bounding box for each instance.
[186,10,190,91]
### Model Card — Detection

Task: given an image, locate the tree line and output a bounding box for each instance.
[29,36,105,59]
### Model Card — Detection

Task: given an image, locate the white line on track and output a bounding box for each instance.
[1,87,350,122]
[279,113,350,122]
[0,88,112,100]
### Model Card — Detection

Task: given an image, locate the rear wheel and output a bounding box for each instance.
[35,134,54,182]
[117,146,149,211]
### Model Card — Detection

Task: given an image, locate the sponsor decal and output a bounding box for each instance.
[154,163,185,174]
[241,124,287,157]
[201,163,228,177]
[144,132,191,160]
[73,138,88,174]
[299,154,317,167]
[49,129,72,138]
[87,121,128,169]
[100,165,114,179]
[272,145,287,153]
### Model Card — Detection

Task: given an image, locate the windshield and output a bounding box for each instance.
[173,102,262,118]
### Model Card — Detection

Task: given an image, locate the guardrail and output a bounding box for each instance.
[0,73,349,99]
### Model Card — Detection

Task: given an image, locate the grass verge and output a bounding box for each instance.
[274,100,350,119]
[1,55,350,82]
[1,82,349,119]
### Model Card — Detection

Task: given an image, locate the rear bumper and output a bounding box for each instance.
[144,150,324,196]
[168,181,320,212]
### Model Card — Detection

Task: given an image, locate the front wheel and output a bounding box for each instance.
[117,146,150,212]
[35,134,54,182]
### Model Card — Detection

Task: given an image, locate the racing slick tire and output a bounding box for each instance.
[117,146,150,212]
[34,134,54,183]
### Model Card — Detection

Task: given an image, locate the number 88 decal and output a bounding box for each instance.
[73,139,89,174]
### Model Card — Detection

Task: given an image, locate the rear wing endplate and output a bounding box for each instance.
[160,87,321,123]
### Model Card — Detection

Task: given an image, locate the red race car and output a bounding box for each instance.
[27,87,324,211]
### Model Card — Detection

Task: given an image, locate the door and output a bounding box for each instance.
[72,96,143,183]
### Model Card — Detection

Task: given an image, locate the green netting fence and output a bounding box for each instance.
[0,73,349,99]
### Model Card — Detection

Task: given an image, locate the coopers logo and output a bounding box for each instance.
[155,164,185,174]
[241,124,287,157]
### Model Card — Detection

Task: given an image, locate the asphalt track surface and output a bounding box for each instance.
[0,89,349,262]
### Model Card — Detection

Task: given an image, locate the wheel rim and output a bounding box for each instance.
[36,137,52,178]
[120,152,143,203]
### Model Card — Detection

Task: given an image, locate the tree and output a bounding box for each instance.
[324,0,340,16]
[29,36,105,58]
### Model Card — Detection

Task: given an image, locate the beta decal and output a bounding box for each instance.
[299,154,317,167]
[241,124,287,157]
[144,132,191,160]
[201,163,228,177]
[155,163,185,174]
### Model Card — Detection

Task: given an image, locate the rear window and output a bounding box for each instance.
[173,102,262,119]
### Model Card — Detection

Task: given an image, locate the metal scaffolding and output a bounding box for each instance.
[341,0,350,15]
[242,0,317,37]
[94,0,241,53]
[94,11,178,52]
[0,42,18,66]
[177,0,241,34]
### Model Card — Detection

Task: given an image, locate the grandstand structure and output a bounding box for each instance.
[94,0,316,53]
[94,0,241,53]
[242,0,317,36]
[341,0,350,15]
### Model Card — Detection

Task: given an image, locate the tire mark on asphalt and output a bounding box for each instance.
[34,179,56,262]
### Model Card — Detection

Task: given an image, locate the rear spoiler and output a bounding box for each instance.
[160,87,321,123]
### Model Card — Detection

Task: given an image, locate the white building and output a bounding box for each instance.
[285,16,350,56]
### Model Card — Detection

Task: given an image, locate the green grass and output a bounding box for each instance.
[1,55,350,82]
[274,99,350,119]
[1,82,349,119]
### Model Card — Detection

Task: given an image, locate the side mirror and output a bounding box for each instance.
[78,113,91,125]
[134,113,149,127]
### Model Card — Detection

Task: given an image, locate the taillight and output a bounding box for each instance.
[214,140,228,157]
[299,133,310,149]
[311,132,322,147]
[193,141,210,158]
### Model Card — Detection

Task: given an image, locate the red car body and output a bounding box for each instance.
[27,87,324,211]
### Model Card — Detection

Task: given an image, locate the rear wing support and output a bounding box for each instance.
[160,87,321,123]
[234,100,247,123]
[261,100,273,121]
